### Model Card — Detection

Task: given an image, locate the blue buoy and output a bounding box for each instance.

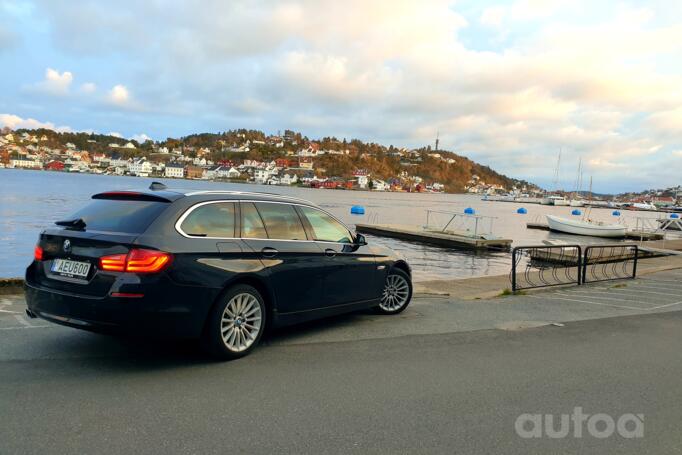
[671,213,680,219]
[464,207,475,215]
[517,207,527,214]
[350,205,365,215]
[571,209,582,216]
[612,210,621,216]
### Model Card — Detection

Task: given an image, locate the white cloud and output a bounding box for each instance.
[6,0,682,191]
[107,84,130,105]
[30,68,73,96]
[108,131,123,138]
[0,113,71,132]
[131,133,151,142]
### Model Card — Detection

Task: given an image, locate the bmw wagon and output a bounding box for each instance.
[25,185,412,359]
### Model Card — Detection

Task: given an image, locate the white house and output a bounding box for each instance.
[10,157,41,168]
[280,173,298,185]
[353,170,370,189]
[254,168,276,184]
[225,167,242,179]
[372,179,389,191]
[164,162,185,178]
[124,142,137,149]
[128,158,153,177]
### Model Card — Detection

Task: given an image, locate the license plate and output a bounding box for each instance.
[51,259,91,278]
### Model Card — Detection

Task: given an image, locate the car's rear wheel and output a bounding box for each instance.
[202,284,266,360]
[376,268,412,314]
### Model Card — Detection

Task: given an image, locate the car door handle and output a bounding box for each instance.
[261,247,278,258]
[324,248,337,257]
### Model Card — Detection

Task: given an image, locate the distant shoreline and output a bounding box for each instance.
[0,167,452,194]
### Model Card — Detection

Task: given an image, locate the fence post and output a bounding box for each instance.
[511,247,517,292]
[577,245,583,285]
[632,245,638,279]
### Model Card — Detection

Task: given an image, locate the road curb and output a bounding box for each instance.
[0,278,24,295]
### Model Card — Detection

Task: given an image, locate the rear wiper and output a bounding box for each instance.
[55,218,87,230]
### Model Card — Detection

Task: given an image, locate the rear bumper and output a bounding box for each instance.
[24,280,217,338]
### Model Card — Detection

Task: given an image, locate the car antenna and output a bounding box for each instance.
[149,182,167,191]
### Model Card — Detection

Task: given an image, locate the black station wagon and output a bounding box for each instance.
[25,185,413,358]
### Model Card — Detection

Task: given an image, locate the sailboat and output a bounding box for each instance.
[568,157,584,207]
[542,150,569,205]
[546,215,627,237]
[546,176,627,238]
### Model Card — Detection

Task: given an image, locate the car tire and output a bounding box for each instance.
[375,268,412,315]
[201,284,267,360]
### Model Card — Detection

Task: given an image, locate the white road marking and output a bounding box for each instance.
[0,325,50,330]
[566,289,657,300]
[13,314,31,327]
[556,292,661,307]
[625,283,682,292]
[648,301,682,310]
[526,294,645,310]
[605,287,677,297]
[0,308,21,314]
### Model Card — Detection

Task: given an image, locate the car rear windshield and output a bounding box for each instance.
[64,199,169,234]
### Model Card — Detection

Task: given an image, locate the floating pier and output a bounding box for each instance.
[355,223,512,250]
[526,222,664,240]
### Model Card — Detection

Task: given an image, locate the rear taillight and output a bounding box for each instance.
[99,249,172,274]
[126,249,172,273]
[34,245,44,261]
[99,254,127,272]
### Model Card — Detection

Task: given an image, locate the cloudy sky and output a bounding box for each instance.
[1,0,681,192]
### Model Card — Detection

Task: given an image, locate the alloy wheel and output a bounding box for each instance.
[220,293,263,352]
[380,273,410,312]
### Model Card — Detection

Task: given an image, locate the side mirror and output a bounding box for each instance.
[355,233,367,246]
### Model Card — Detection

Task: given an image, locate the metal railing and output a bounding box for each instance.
[511,245,582,291]
[582,244,638,284]
[424,210,497,238]
[511,244,639,292]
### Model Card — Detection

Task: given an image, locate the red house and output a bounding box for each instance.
[275,158,290,168]
[45,161,65,171]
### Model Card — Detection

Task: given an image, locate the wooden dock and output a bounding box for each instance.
[355,224,512,250]
[526,222,664,240]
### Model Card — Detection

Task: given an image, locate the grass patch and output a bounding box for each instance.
[610,283,628,289]
[498,288,527,297]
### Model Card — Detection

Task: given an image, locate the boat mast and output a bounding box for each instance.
[552,149,562,193]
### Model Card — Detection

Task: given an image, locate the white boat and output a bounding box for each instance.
[546,215,627,238]
[569,199,584,207]
[632,202,656,211]
[542,195,569,206]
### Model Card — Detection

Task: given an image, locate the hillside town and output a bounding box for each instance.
[0,127,527,194]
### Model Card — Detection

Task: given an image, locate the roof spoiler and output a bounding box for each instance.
[92,191,172,202]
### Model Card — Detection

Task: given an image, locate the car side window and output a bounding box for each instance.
[181,202,235,237]
[240,202,268,239]
[254,202,308,241]
[298,206,353,243]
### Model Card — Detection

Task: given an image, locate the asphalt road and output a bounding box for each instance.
[1,297,682,454]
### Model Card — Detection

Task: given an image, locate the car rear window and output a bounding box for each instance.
[65,199,169,234]
[180,202,236,237]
